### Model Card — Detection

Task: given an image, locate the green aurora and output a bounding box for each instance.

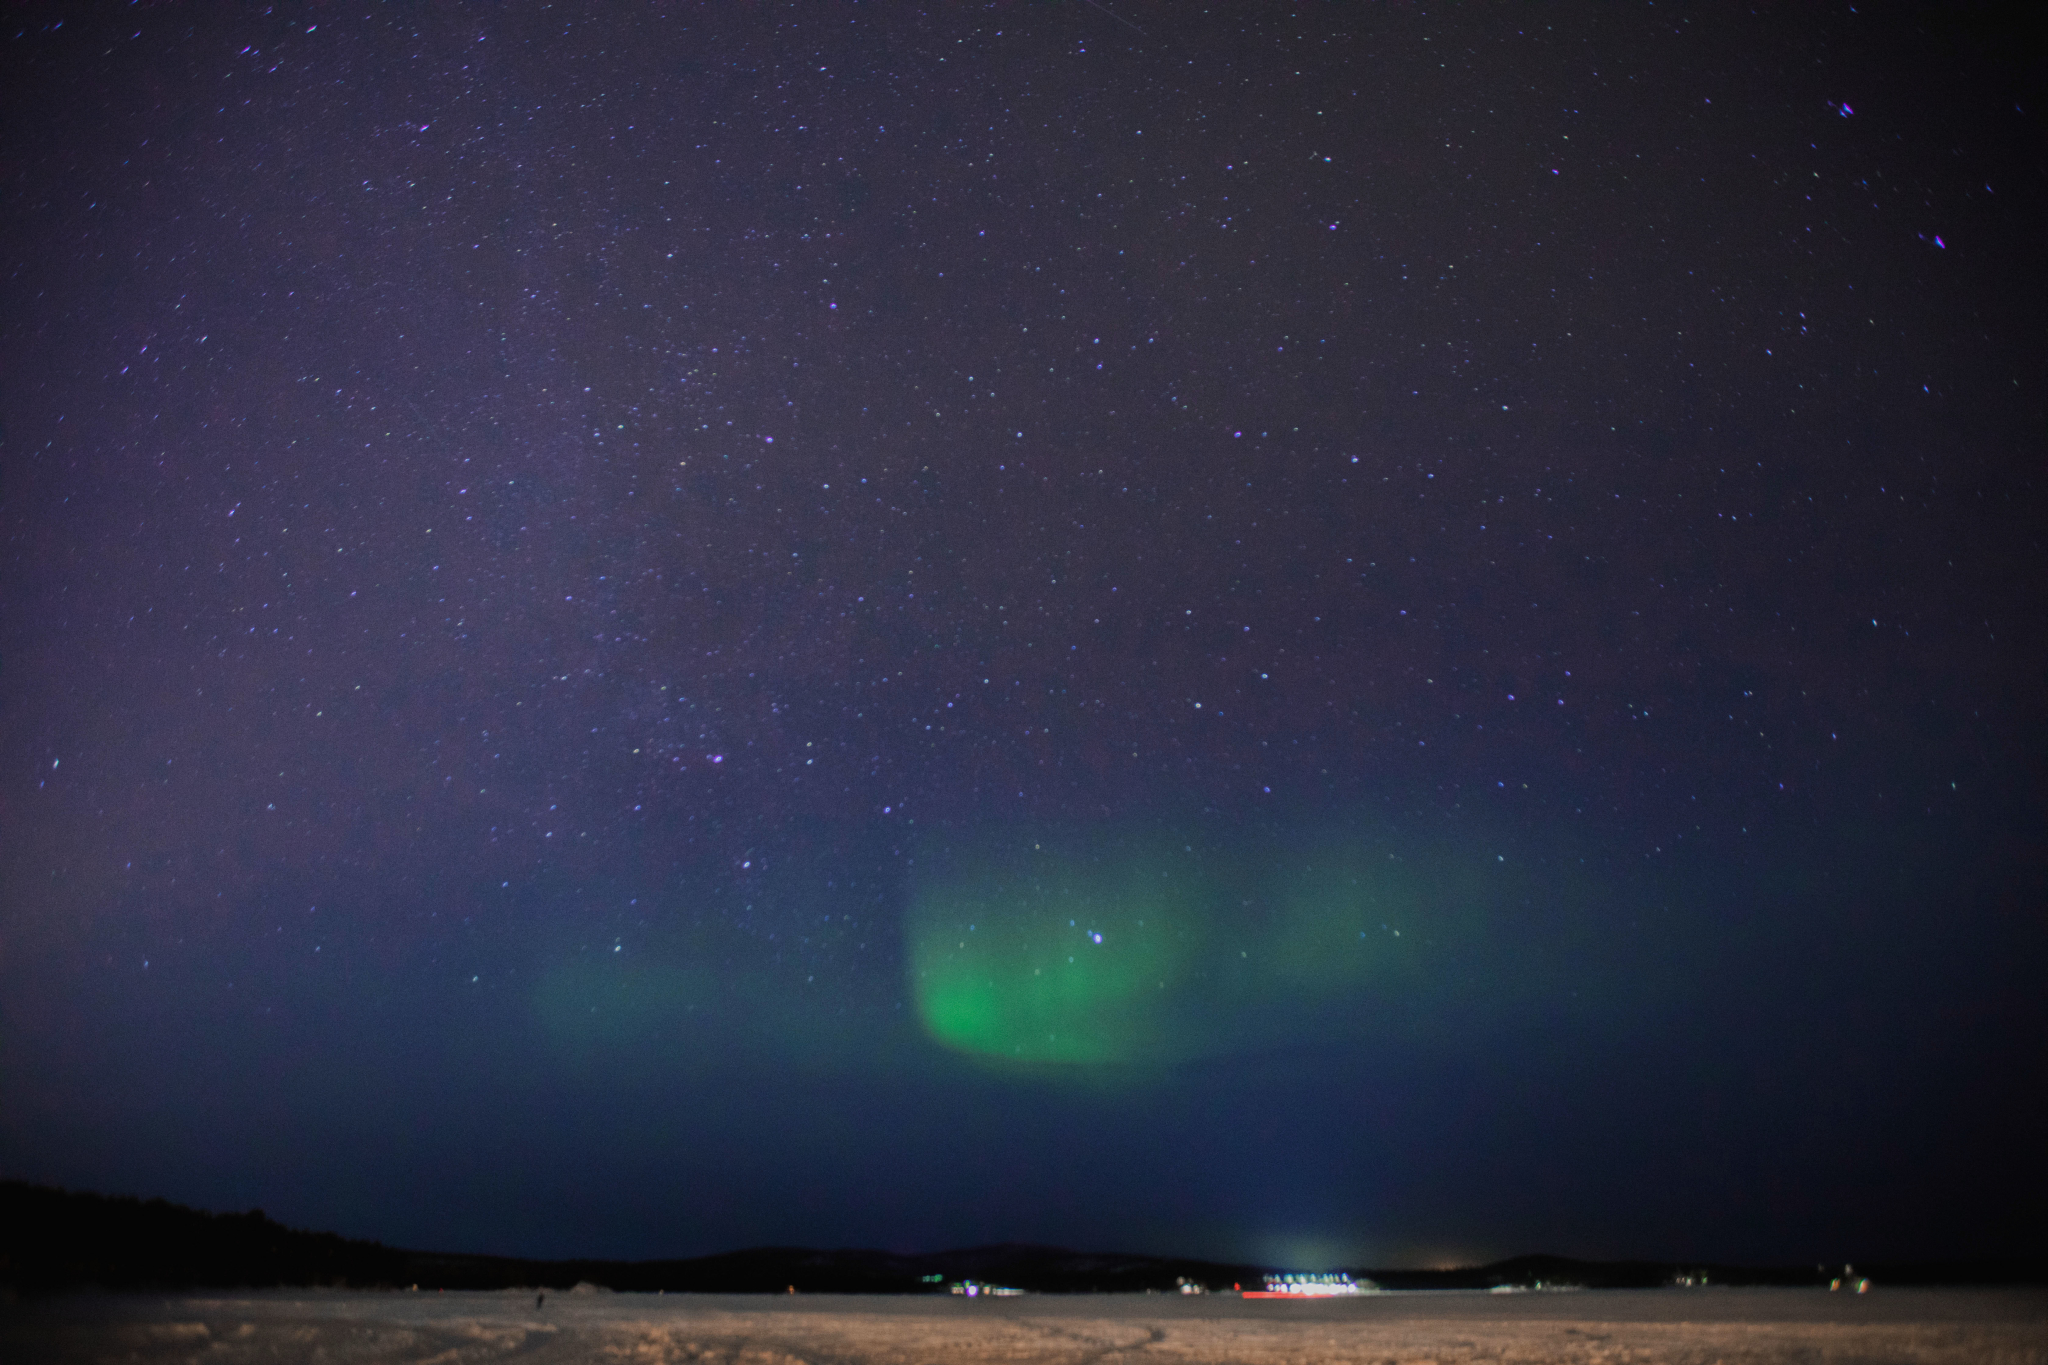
[904,823,1531,1066]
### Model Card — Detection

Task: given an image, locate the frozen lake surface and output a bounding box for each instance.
[6,1285,2045,1363]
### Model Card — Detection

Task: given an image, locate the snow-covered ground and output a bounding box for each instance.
[6,1286,2044,1364]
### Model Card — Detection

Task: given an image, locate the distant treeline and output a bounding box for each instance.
[3,1181,2040,1294]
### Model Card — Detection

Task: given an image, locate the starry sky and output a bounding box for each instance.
[2,2,2042,1272]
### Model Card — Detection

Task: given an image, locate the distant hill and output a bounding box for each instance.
[3,1181,2041,1294]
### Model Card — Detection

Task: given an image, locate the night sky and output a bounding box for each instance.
[3,2,2042,1272]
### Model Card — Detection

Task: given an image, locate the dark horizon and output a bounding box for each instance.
[9,1180,2044,1295]
[2,2,2042,1273]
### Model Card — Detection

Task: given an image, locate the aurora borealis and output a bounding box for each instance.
[905,819,1528,1068]
[1,2,2042,1271]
